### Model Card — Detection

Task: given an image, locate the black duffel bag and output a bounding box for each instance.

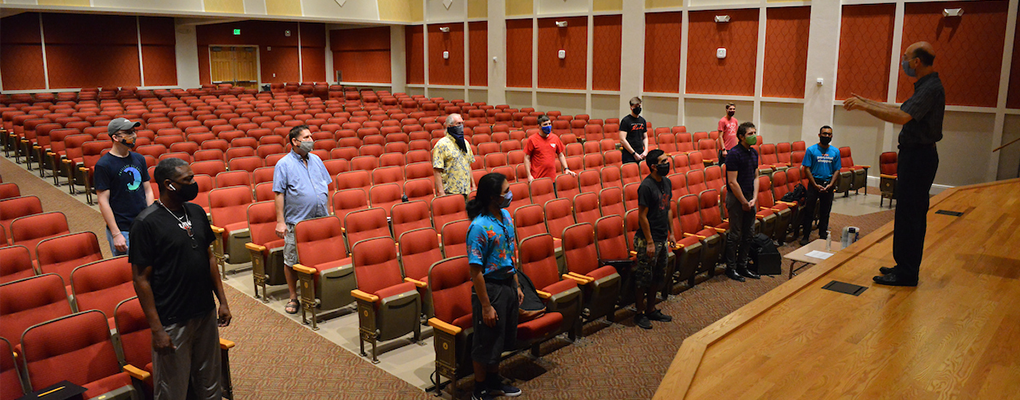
[748,233,782,276]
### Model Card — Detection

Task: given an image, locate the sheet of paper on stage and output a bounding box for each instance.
[805,250,833,260]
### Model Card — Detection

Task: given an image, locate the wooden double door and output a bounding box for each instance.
[210,46,258,89]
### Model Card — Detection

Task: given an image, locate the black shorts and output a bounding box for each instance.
[471,278,519,365]
[633,236,667,290]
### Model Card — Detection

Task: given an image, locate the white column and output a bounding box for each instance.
[174,18,201,89]
[488,0,507,105]
[390,25,407,93]
[799,0,840,142]
[619,0,645,116]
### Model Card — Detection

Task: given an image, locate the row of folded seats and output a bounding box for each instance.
[0,182,235,400]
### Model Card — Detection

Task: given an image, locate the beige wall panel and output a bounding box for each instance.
[38,0,90,6]
[266,0,302,16]
[406,87,426,96]
[4,0,38,5]
[536,0,587,15]
[427,0,466,21]
[684,98,753,134]
[92,0,204,11]
[468,0,487,19]
[832,107,884,178]
[468,89,488,104]
[645,0,684,9]
[205,0,245,14]
[506,0,533,17]
[688,0,757,7]
[593,0,622,12]
[642,96,680,130]
[537,92,586,116]
[506,91,533,110]
[759,102,803,145]
[933,112,997,187]
[999,115,1020,180]
[244,0,267,14]
[304,0,379,20]
[430,88,465,101]
[592,94,621,121]
[380,0,423,22]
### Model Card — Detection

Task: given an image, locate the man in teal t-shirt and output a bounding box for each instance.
[798,126,841,246]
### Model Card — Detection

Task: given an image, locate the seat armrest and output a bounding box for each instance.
[291,263,316,275]
[220,338,235,349]
[351,289,379,303]
[776,201,797,207]
[683,232,706,239]
[880,174,896,179]
[245,242,266,252]
[210,225,224,234]
[428,317,462,335]
[563,273,592,285]
[124,364,151,381]
[404,277,427,288]
[536,290,551,299]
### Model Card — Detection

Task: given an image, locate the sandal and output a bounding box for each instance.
[285,299,300,314]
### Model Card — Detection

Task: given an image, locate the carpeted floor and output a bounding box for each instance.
[2,155,894,399]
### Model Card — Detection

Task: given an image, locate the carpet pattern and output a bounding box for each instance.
[3,155,894,399]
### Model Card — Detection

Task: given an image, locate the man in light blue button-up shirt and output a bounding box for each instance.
[273,125,331,314]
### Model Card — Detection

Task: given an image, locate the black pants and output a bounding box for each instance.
[893,145,939,280]
[725,192,755,269]
[471,278,518,365]
[799,180,834,239]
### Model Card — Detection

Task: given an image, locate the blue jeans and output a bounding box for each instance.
[107,229,131,256]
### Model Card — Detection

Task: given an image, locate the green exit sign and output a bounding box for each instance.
[233,29,241,35]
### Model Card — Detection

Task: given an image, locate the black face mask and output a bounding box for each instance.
[119,137,136,149]
[820,136,832,145]
[633,106,642,115]
[656,163,671,176]
[727,111,735,117]
[169,181,200,202]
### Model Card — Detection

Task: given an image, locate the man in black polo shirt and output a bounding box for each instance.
[130,158,232,400]
[723,122,762,283]
[620,97,649,164]
[844,41,944,287]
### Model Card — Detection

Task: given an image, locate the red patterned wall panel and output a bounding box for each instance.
[469,21,488,87]
[45,44,141,89]
[261,46,300,83]
[898,1,1008,107]
[406,26,425,85]
[593,15,622,91]
[506,19,533,88]
[139,17,176,45]
[537,17,587,90]
[197,21,300,47]
[644,12,681,93]
[686,9,758,96]
[836,4,895,101]
[762,7,809,98]
[332,28,391,83]
[142,46,178,86]
[43,13,137,45]
[428,23,465,86]
[302,47,327,82]
[198,45,211,85]
[1008,19,1020,109]
[300,23,326,48]
[0,12,46,90]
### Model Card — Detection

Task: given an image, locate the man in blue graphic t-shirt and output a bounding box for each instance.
[96,118,154,256]
[798,125,841,246]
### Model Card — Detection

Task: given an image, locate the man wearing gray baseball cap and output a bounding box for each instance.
[96,117,154,256]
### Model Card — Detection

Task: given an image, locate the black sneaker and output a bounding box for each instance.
[492,384,522,397]
[635,313,652,329]
[799,236,810,246]
[647,309,672,322]
[472,389,495,400]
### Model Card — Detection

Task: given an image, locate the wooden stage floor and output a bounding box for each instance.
[655,179,1020,399]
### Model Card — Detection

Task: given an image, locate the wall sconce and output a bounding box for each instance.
[714,15,730,23]
[555,21,568,28]
[942,8,963,17]
[439,26,450,33]
[558,50,566,59]
[443,51,450,60]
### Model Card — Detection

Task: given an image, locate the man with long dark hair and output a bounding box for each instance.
[465,172,523,400]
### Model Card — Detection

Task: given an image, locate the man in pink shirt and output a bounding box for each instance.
[717,103,738,163]
[524,115,576,183]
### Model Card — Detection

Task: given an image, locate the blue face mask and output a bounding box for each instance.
[500,191,512,208]
[901,58,917,78]
[541,125,552,135]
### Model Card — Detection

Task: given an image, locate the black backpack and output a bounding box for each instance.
[748,233,782,275]
[781,183,807,204]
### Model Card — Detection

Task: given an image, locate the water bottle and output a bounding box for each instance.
[841,227,859,249]
[825,230,831,250]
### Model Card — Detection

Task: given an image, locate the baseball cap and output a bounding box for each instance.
[108,118,141,135]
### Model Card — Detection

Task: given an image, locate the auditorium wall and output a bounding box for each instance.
[195,20,326,85]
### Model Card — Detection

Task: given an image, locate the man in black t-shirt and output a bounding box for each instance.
[620,97,649,164]
[130,158,231,400]
[633,149,674,330]
[96,118,153,256]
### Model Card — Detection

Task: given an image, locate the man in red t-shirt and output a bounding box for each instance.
[524,115,576,183]
[717,103,739,163]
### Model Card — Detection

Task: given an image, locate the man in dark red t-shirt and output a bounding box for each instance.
[524,115,576,182]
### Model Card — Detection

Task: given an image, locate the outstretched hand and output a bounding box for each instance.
[843,93,867,111]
